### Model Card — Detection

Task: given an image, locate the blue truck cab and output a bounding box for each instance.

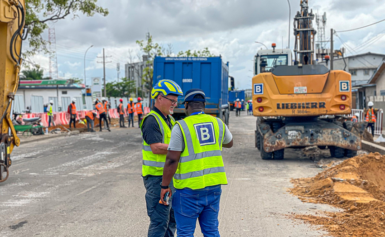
[152,56,230,125]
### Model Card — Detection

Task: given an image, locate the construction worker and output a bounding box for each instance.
[352,113,360,123]
[234,98,241,116]
[102,98,111,129]
[48,100,55,127]
[136,97,144,127]
[85,111,97,132]
[127,98,135,127]
[117,99,125,128]
[68,98,77,129]
[95,100,111,132]
[248,100,253,115]
[241,99,245,111]
[140,80,183,237]
[364,101,380,137]
[160,88,233,237]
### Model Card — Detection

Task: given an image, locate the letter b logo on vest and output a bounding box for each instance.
[194,123,216,146]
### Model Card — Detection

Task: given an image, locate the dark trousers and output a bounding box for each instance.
[236,108,241,116]
[138,114,143,127]
[143,176,176,237]
[86,116,94,132]
[48,115,55,127]
[119,114,125,127]
[128,113,134,127]
[99,113,109,131]
[367,123,375,136]
[69,114,76,128]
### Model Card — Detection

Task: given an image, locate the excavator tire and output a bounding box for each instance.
[259,133,272,160]
[330,146,344,158]
[345,149,357,158]
[272,122,284,160]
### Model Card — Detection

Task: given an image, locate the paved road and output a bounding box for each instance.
[0,112,336,236]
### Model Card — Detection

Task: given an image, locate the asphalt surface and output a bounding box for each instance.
[0,112,337,237]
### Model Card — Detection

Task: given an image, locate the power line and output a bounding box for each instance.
[335,34,374,68]
[336,18,385,33]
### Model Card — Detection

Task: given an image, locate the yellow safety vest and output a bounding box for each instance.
[173,114,227,190]
[140,110,176,177]
[48,105,53,116]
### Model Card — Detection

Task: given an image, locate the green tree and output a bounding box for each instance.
[104,78,138,98]
[20,67,44,80]
[136,35,216,105]
[24,0,108,57]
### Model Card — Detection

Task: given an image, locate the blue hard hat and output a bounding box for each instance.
[183,89,206,103]
[151,79,183,99]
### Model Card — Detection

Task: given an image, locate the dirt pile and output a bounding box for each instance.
[290,152,385,236]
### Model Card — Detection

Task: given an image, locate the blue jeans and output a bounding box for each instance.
[143,176,176,237]
[172,185,222,237]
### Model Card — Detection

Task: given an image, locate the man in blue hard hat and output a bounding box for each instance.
[160,88,234,237]
[140,79,183,237]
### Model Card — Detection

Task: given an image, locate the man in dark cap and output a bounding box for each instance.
[160,88,233,236]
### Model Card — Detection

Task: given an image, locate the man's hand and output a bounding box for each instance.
[160,188,172,205]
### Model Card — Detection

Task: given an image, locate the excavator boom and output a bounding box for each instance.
[0,0,26,182]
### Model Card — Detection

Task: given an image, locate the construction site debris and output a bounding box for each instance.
[289,152,385,236]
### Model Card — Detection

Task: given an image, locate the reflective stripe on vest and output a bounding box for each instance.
[127,103,133,113]
[70,103,77,115]
[366,109,376,123]
[173,114,227,190]
[141,110,176,177]
[136,103,143,114]
[96,103,106,114]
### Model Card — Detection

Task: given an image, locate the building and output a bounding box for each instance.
[333,52,385,86]
[124,56,152,98]
[15,80,84,113]
[245,89,252,100]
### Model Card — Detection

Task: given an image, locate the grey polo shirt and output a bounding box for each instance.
[168,116,233,152]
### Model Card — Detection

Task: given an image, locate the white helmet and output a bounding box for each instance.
[72,98,76,102]
[241,99,244,101]
[236,98,240,101]
[102,97,106,101]
[355,113,360,117]
[368,101,374,107]
[49,100,53,104]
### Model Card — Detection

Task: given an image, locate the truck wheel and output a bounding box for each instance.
[256,130,260,149]
[259,133,272,160]
[345,149,357,158]
[272,122,284,160]
[330,146,344,158]
[343,121,353,131]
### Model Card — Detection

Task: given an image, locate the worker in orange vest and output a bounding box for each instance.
[102,98,111,129]
[95,100,110,132]
[135,97,143,127]
[127,98,135,127]
[364,101,380,137]
[234,98,242,117]
[85,111,97,132]
[68,98,77,129]
[351,113,359,123]
[117,98,126,128]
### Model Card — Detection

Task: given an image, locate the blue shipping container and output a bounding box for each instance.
[153,56,230,123]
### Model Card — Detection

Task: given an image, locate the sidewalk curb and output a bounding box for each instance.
[362,140,385,155]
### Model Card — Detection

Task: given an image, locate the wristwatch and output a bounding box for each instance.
[160,184,169,189]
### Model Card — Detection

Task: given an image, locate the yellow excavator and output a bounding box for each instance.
[252,0,366,160]
[0,0,26,181]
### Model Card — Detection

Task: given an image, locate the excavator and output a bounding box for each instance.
[0,0,26,182]
[253,0,367,160]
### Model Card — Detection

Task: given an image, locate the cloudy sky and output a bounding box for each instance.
[26,0,385,89]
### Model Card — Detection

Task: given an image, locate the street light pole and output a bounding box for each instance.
[84,45,93,86]
[254,41,268,50]
[287,0,291,49]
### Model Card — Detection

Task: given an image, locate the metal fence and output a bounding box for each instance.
[350,109,383,135]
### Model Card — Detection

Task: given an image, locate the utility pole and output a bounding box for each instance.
[97,48,112,97]
[330,28,334,70]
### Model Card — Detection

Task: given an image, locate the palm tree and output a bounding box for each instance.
[20,68,44,80]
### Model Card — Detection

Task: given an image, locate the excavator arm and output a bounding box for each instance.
[0,0,26,182]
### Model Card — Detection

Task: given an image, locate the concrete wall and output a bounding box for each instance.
[16,88,83,112]
[375,71,385,96]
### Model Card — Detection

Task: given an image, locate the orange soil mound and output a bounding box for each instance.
[289,152,385,236]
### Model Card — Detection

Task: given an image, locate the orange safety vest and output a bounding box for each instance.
[119,103,124,115]
[235,101,241,108]
[135,103,143,114]
[70,103,77,115]
[86,111,94,120]
[365,109,376,123]
[351,116,357,123]
[127,103,134,114]
[104,102,108,113]
[96,102,106,114]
